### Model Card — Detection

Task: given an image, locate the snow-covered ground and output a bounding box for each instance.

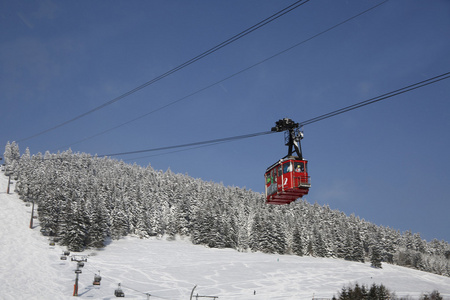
[1,173,449,300]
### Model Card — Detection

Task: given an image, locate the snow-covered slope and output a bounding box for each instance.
[1,174,449,300]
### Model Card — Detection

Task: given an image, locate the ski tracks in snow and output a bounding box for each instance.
[0,177,68,299]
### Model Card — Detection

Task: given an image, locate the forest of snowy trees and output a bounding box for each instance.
[3,142,450,277]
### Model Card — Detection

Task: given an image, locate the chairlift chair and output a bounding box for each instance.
[115,283,125,297]
[93,273,102,285]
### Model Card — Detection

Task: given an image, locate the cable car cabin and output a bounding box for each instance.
[265,157,310,205]
[266,118,311,205]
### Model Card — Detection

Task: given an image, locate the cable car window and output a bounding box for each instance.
[267,169,274,184]
[283,162,292,174]
[278,165,282,176]
[294,162,305,172]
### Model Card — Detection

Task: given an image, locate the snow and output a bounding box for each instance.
[1,174,450,300]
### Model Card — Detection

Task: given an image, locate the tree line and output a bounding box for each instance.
[333,283,443,300]
[3,142,450,277]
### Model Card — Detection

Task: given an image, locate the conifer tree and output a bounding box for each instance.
[421,290,443,300]
[306,239,314,256]
[257,216,276,254]
[3,141,20,176]
[313,227,327,257]
[371,245,382,268]
[352,231,365,263]
[87,200,108,248]
[110,207,130,240]
[343,235,353,261]
[292,226,304,256]
[62,199,89,251]
[249,213,264,252]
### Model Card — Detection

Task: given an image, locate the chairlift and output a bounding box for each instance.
[60,255,67,260]
[115,283,125,297]
[25,203,31,207]
[93,272,102,285]
[49,241,55,246]
[64,251,70,256]
[77,261,84,268]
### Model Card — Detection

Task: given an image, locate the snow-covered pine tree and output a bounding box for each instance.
[352,230,365,263]
[15,148,31,197]
[3,141,20,177]
[312,226,327,257]
[109,206,130,240]
[249,212,264,252]
[86,197,108,248]
[371,245,383,268]
[61,197,89,251]
[292,226,304,256]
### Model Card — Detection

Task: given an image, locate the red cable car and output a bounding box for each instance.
[265,118,311,205]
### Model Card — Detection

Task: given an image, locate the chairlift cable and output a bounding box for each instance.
[83,261,170,299]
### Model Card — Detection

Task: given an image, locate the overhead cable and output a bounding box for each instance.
[99,131,274,157]
[299,71,450,126]
[100,71,450,158]
[57,0,388,151]
[122,141,230,162]
[17,0,310,143]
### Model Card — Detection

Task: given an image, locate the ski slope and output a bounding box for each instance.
[1,173,449,300]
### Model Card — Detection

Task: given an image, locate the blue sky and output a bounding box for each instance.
[1,0,449,243]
